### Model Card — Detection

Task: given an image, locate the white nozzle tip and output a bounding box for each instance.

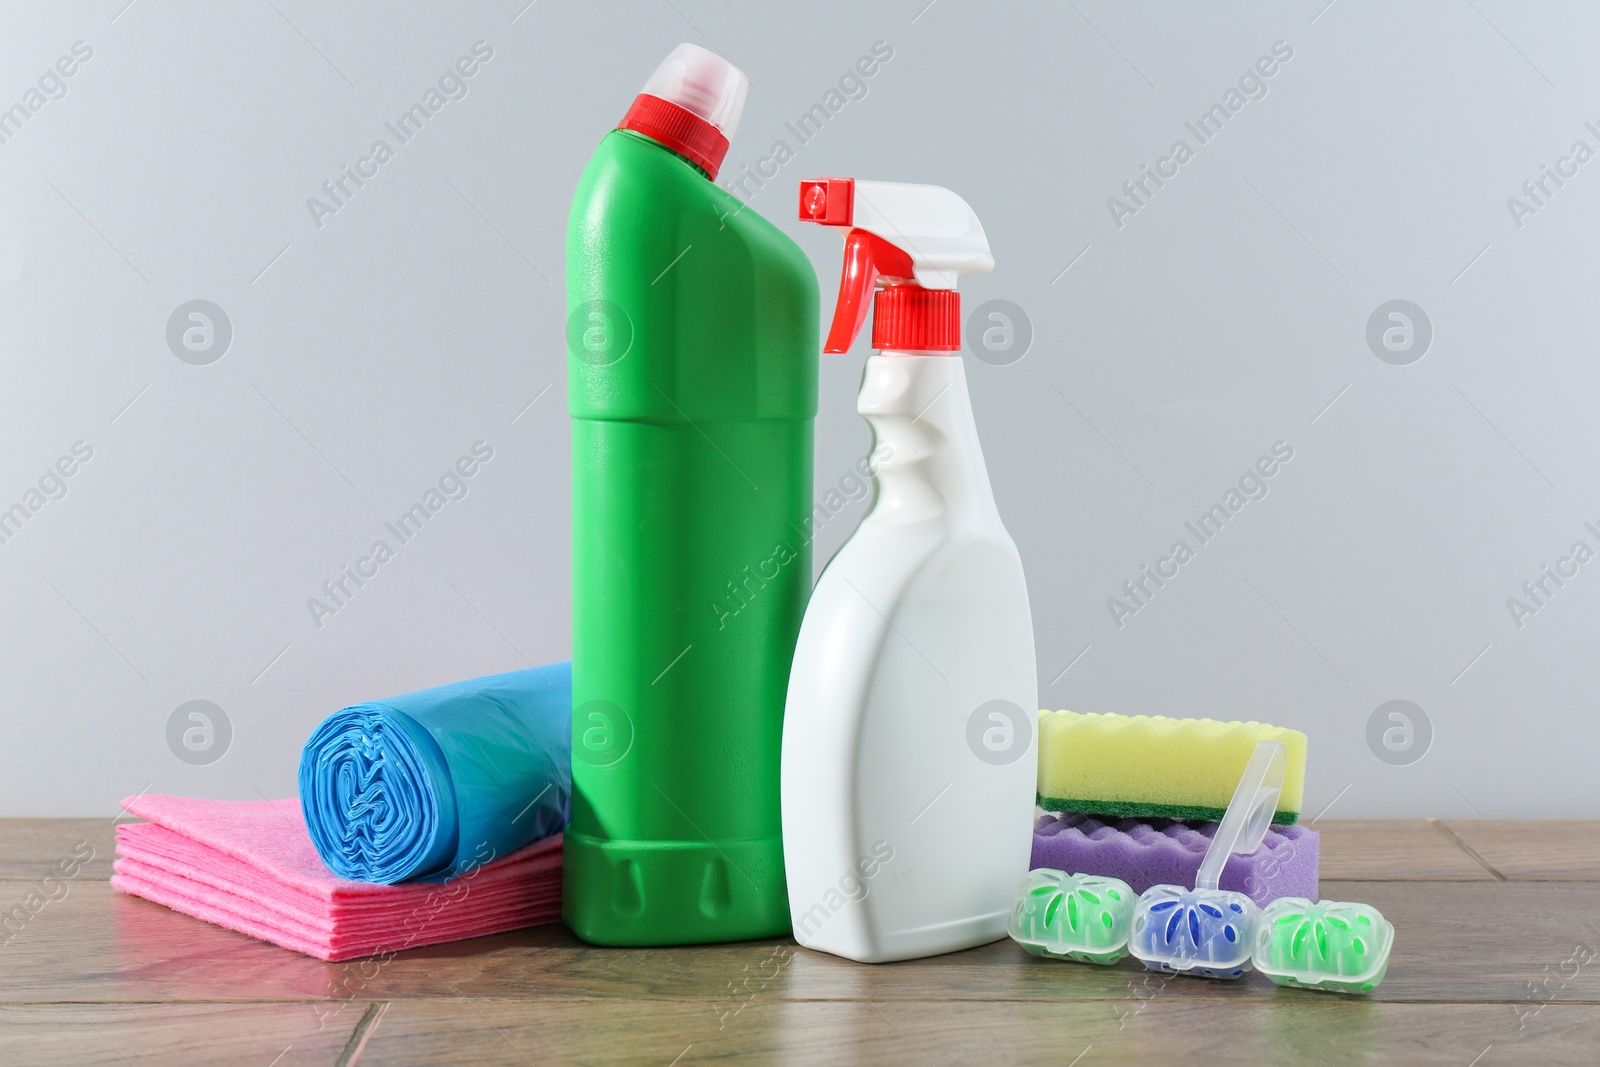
[640,43,749,140]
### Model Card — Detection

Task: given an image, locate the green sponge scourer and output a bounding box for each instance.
[1037,711,1307,825]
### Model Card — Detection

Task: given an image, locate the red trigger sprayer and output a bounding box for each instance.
[798,176,993,353]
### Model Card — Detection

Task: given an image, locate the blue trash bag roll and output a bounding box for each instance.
[298,662,571,883]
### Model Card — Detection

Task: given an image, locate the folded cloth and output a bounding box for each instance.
[1030,810,1318,907]
[299,662,571,883]
[110,795,561,961]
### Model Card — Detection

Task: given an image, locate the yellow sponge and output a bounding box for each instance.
[1037,710,1307,824]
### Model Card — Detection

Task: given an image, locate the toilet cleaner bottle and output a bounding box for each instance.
[565,45,818,945]
[781,178,1037,962]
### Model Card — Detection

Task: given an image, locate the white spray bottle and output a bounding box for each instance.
[781,178,1038,963]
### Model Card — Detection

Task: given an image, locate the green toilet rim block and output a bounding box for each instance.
[1251,897,1395,994]
[1007,869,1136,965]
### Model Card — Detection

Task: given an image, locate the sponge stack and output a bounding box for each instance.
[1037,711,1308,825]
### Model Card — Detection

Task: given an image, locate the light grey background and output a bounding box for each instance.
[3,0,1595,817]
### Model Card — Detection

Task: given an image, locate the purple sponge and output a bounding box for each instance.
[1030,811,1318,907]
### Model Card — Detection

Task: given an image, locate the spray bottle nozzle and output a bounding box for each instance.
[800,178,853,226]
[800,178,993,354]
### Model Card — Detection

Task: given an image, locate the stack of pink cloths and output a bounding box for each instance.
[111,794,562,961]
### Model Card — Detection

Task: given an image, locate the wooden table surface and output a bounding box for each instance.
[2,818,1597,1065]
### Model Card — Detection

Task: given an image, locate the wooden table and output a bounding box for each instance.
[2,818,1597,1065]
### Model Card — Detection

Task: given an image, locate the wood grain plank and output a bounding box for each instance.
[6,880,1599,1007]
[0,819,117,880]
[0,1003,358,1067]
[1439,820,1600,883]
[358,998,1600,1067]
[1313,819,1495,880]
[1316,879,1600,1004]
[2,818,1594,1065]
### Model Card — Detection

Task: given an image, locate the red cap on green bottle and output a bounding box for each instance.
[619,44,748,180]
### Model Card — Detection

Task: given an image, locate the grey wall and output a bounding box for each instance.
[3,0,1595,817]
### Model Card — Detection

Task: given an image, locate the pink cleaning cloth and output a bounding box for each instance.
[110,794,562,961]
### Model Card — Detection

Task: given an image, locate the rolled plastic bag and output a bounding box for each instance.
[299,662,571,884]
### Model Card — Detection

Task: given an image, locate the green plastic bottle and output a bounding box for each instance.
[564,44,818,945]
